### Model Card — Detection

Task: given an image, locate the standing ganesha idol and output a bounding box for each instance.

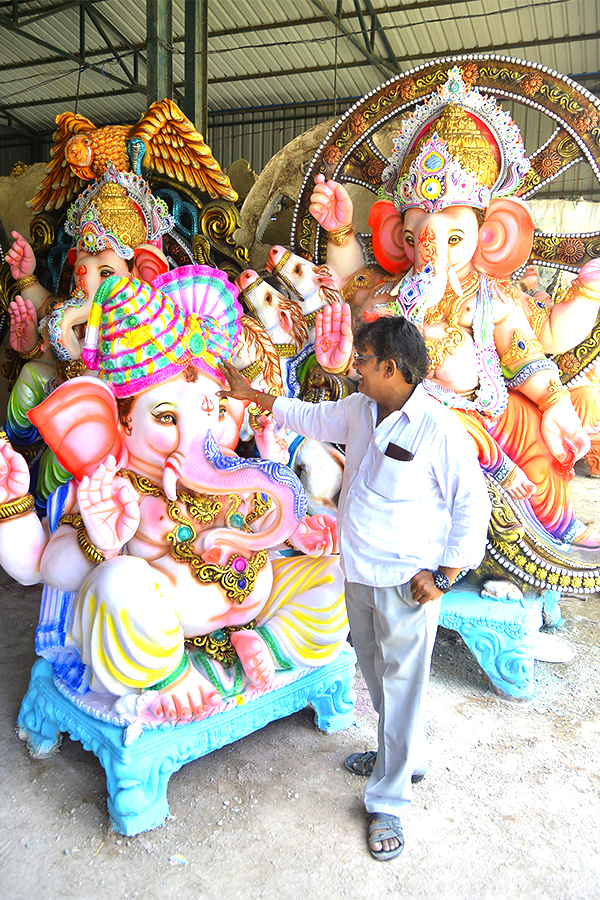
[0,266,347,723]
[310,67,600,547]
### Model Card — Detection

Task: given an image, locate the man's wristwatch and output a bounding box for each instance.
[431,570,452,593]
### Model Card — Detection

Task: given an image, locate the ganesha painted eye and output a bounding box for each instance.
[404,233,415,246]
[448,234,464,245]
[153,411,177,425]
[218,397,228,419]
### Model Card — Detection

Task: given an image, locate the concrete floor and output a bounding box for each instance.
[1,472,600,900]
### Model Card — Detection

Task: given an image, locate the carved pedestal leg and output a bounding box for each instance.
[17,660,63,758]
[105,752,172,836]
[440,586,543,700]
[453,621,536,700]
[310,646,357,732]
[542,589,563,630]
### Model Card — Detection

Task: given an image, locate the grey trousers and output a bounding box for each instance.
[345,580,441,817]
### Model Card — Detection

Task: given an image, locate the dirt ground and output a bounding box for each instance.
[1,471,600,900]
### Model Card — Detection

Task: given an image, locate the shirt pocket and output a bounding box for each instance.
[365,448,425,501]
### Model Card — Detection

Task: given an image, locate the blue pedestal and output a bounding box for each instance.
[17,645,357,836]
[439,585,545,700]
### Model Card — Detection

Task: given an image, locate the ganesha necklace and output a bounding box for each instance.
[118,469,268,604]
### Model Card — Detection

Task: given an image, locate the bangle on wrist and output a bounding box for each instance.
[58,512,106,565]
[18,342,43,360]
[326,224,355,246]
[537,378,570,413]
[14,274,39,291]
[0,492,35,520]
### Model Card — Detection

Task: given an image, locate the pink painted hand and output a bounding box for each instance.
[578,258,600,293]
[0,438,30,502]
[77,455,140,556]
[288,514,338,557]
[9,296,39,354]
[309,174,353,232]
[540,400,590,473]
[315,300,353,373]
[253,415,290,465]
[6,231,36,280]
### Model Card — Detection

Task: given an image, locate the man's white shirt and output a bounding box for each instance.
[273,383,491,586]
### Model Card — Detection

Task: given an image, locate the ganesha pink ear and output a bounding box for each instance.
[472,197,536,278]
[28,377,125,482]
[368,200,411,276]
[133,243,169,284]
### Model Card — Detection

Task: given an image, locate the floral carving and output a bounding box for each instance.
[556,352,579,375]
[461,63,479,91]
[323,145,342,166]
[557,237,586,264]
[399,78,416,101]
[521,73,544,97]
[574,108,599,133]
[349,112,367,135]
[533,149,561,178]
[361,159,385,184]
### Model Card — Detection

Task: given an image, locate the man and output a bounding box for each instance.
[219,314,491,861]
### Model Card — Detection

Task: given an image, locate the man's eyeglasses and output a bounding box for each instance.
[353,353,378,364]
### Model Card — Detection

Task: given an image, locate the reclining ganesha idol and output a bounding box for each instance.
[0,266,347,723]
[309,66,600,548]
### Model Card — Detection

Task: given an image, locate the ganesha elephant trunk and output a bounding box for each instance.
[46,294,93,362]
[163,431,307,554]
[411,222,461,309]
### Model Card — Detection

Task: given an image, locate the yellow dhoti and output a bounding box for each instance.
[69,552,347,696]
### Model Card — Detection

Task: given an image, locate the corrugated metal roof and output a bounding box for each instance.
[0,0,598,195]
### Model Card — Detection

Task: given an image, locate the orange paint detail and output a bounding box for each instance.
[418,225,437,264]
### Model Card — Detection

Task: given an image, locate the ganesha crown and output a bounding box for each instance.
[381,66,530,212]
[65,164,174,258]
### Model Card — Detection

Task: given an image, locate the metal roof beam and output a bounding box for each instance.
[364,0,399,70]
[197,33,600,87]
[6,54,598,116]
[0,100,34,134]
[85,3,135,85]
[207,0,469,39]
[0,6,146,94]
[7,0,111,29]
[309,0,398,80]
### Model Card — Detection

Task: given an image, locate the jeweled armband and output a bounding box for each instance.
[499,330,545,375]
[505,358,559,389]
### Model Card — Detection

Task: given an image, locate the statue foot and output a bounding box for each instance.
[568,525,600,548]
[480,579,523,602]
[145,660,222,722]
[230,629,275,690]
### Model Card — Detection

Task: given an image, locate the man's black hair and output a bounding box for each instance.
[353,315,429,385]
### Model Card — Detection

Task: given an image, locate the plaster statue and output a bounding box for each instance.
[0,266,347,724]
[308,66,600,547]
